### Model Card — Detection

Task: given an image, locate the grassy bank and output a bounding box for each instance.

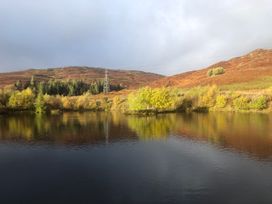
[125,85,272,114]
[0,88,128,114]
[1,82,272,114]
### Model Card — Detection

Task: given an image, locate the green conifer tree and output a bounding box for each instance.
[35,83,45,113]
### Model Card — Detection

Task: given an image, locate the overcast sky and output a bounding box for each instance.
[0,0,272,75]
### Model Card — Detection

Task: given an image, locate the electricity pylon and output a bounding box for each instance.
[103,69,110,94]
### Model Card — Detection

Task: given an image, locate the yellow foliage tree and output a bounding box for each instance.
[150,88,178,111]
[8,88,35,109]
[128,87,179,112]
[128,87,153,111]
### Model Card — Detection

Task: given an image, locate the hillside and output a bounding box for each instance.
[0,67,164,89]
[151,49,272,88]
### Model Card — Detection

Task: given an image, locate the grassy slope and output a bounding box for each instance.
[150,49,272,89]
[220,76,272,91]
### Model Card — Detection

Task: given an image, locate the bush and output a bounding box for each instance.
[44,94,62,110]
[100,97,112,111]
[61,96,76,110]
[111,96,128,112]
[128,87,154,111]
[207,67,225,77]
[232,95,268,111]
[213,67,225,75]
[111,96,123,111]
[199,85,218,108]
[249,95,267,110]
[215,95,227,108]
[232,96,250,110]
[0,89,10,107]
[207,69,213,77]
[128,87,179,112]
[76,93,92,110]
[8,88,35,109]
[150,88,178,111]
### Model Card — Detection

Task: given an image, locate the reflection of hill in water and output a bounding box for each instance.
[173,113,272,159]
[0,112,272,159]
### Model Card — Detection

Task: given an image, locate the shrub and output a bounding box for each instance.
[215,95,227,108]
[232,96,250,110]
[249,95,267,110]
[213,67,225,75]
[111,96,127,112]
[8,88,35,109]
[101,97,112,111]
[178,98,193,111]
[111,96,121,110]
[128,87,179,112]
[0,89,10,107]
[61,96,76,110]
[184,87,207,108]
[199,85,218,108]
[207,67,225,77]
[76,93,92,110]
[128,87,153,111]
[207,69,213,77]
[44,94,62,110]
[150,88,178,111]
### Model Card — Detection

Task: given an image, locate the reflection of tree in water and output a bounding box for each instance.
[0,113,137,145]
[5,116,34,140]
[174,112,272,159]
[1,112,272,158]
[127,114,177,140]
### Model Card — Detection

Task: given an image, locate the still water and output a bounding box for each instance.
[0,112,272,204]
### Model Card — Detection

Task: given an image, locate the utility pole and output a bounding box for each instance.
[103,69,110,94]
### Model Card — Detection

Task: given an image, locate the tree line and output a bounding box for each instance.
[14,76,123,96]
[0,76,125,113]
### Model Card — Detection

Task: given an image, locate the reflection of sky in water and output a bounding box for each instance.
[0,135,271,203]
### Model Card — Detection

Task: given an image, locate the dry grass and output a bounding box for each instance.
[150,49,272,88]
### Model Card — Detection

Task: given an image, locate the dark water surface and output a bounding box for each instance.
[0,112,272,204]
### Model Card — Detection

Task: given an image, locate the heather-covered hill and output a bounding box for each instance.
[151,49,272,88]
[0,66,164,89]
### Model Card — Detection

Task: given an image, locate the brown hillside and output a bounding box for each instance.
[0,67,164,89]
[151,49,272,88]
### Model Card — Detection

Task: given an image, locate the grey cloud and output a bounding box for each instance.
[0,0,271,75]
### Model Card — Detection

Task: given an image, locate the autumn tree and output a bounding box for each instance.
[35,83,46,113]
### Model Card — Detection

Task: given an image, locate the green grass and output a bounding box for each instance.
[221,76,272,91]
